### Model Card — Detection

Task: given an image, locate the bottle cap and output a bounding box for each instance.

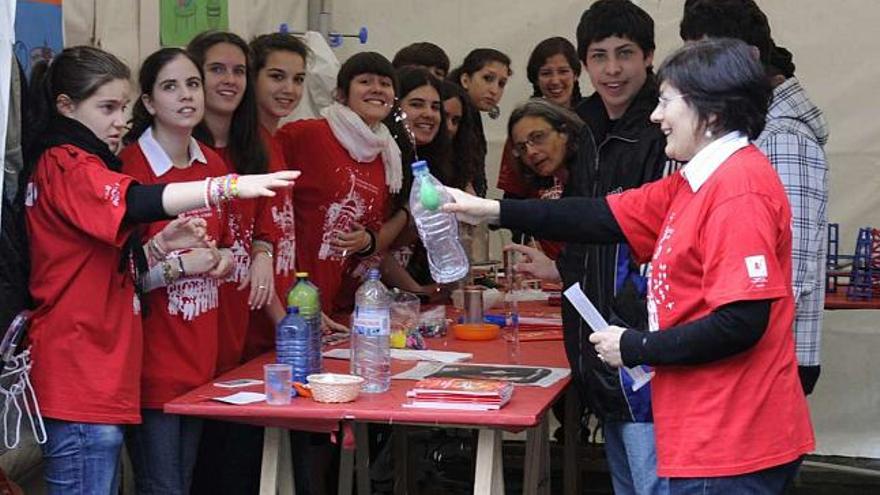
[410,160,428,171]
[296,272,309,278]
[287,306,300,314]
[367,268,381,280]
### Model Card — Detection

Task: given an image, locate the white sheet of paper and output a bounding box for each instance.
[563,283,654,391]
[214,379,263,389]
[212,391,266,405]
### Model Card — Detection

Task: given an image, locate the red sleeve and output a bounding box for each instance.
[699,193,790,309]
[496,139,534,197]
[48,148,135,247]
[606,174,680,263]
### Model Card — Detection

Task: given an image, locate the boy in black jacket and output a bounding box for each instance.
[513,1,672,493]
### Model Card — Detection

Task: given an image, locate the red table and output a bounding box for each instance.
[166,328,572,495]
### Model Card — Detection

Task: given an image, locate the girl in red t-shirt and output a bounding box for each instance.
[276,52,401,316]
[24,46,297,495]
[119,47,236,495]
[187,32,280,376]
[244,32,311,359]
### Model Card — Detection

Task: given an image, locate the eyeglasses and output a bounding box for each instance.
[657,93,689,109]
[511,128,556,158]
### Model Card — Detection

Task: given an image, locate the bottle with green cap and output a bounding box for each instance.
[286,272,322,376]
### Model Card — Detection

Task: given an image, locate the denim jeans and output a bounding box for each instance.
[41,419,124,495]
[669,457,802,494]
[126,409,203,495]
[604,420,669,495]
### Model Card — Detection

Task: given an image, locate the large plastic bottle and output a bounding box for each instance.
[286,272,322,376]
[408,160,469,283]
[351,269,391,393]
[275,306,310,383]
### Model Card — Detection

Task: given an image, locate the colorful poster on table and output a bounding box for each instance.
[160,0,228,47]
[13,0,63,78]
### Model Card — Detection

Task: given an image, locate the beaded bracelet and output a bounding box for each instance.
[205,174,242,206]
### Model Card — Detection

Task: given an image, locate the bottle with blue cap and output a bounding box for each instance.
[408,160,469,283]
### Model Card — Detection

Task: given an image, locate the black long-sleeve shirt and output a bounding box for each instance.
[497,197,772,366]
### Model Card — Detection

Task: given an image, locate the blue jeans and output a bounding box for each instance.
[126,409,203,495]
[604,420,669,495]
[669,457,802,494]
[42,419,124,495]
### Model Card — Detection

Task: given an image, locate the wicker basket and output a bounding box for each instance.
[306,373,364,403]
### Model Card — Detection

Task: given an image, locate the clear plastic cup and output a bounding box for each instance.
[264,363,292,405]
[390,290,420,348]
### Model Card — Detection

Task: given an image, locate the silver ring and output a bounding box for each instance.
[597,353,606,362]
[257,285,266,290]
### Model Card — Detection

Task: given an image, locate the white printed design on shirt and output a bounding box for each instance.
[273,194,296,275]
[104,182,122,207]
[647,219,676,332]
[318,170,379,260]
[225,211,253,284]
[167,275,219,321]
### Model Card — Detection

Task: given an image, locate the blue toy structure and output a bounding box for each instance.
[827,223,880,299]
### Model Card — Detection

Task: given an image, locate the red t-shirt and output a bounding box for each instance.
[119,141,230,408]
[243,128,298,361]
[26,145,142,423]
[276,119,389,314]
[607,146,814,477]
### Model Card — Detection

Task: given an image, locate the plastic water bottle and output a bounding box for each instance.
[287,272,322,376]
[408,160,469,284]
[351,269,391,393]
[276,307,310,383]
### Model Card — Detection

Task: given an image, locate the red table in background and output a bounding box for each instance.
[166,306,573,495]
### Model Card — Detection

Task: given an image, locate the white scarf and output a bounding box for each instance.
[321,102,402,193]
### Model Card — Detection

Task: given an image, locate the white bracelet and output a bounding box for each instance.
[202,178,211,209]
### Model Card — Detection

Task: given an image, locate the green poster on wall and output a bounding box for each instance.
[160,0,228,47]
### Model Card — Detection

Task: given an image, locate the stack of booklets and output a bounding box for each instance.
[403,377,514,411]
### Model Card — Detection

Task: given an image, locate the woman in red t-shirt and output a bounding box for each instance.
[187,31,278,376]
[276,52,400,315]
[504,98,584,260]
[244,32,310,360]
[24,46,297,495]
[119,47,237,495]
[442,39,814,493]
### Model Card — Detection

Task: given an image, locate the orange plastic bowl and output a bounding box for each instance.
[452,323,500,341]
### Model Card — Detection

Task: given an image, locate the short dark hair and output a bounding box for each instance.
[187,30,268,174]
[448,48,512,87]
[657,38,770,139]
[127,48,202,144]
[576,0,655,62]
[507,98,584,188]
[249,32,310,73]
[526,37,582,103]
[392,42,450,76]
[336,51,398,100]
[680,0,773,64]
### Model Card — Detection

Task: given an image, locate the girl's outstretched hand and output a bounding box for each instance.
[237,170,301,199]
